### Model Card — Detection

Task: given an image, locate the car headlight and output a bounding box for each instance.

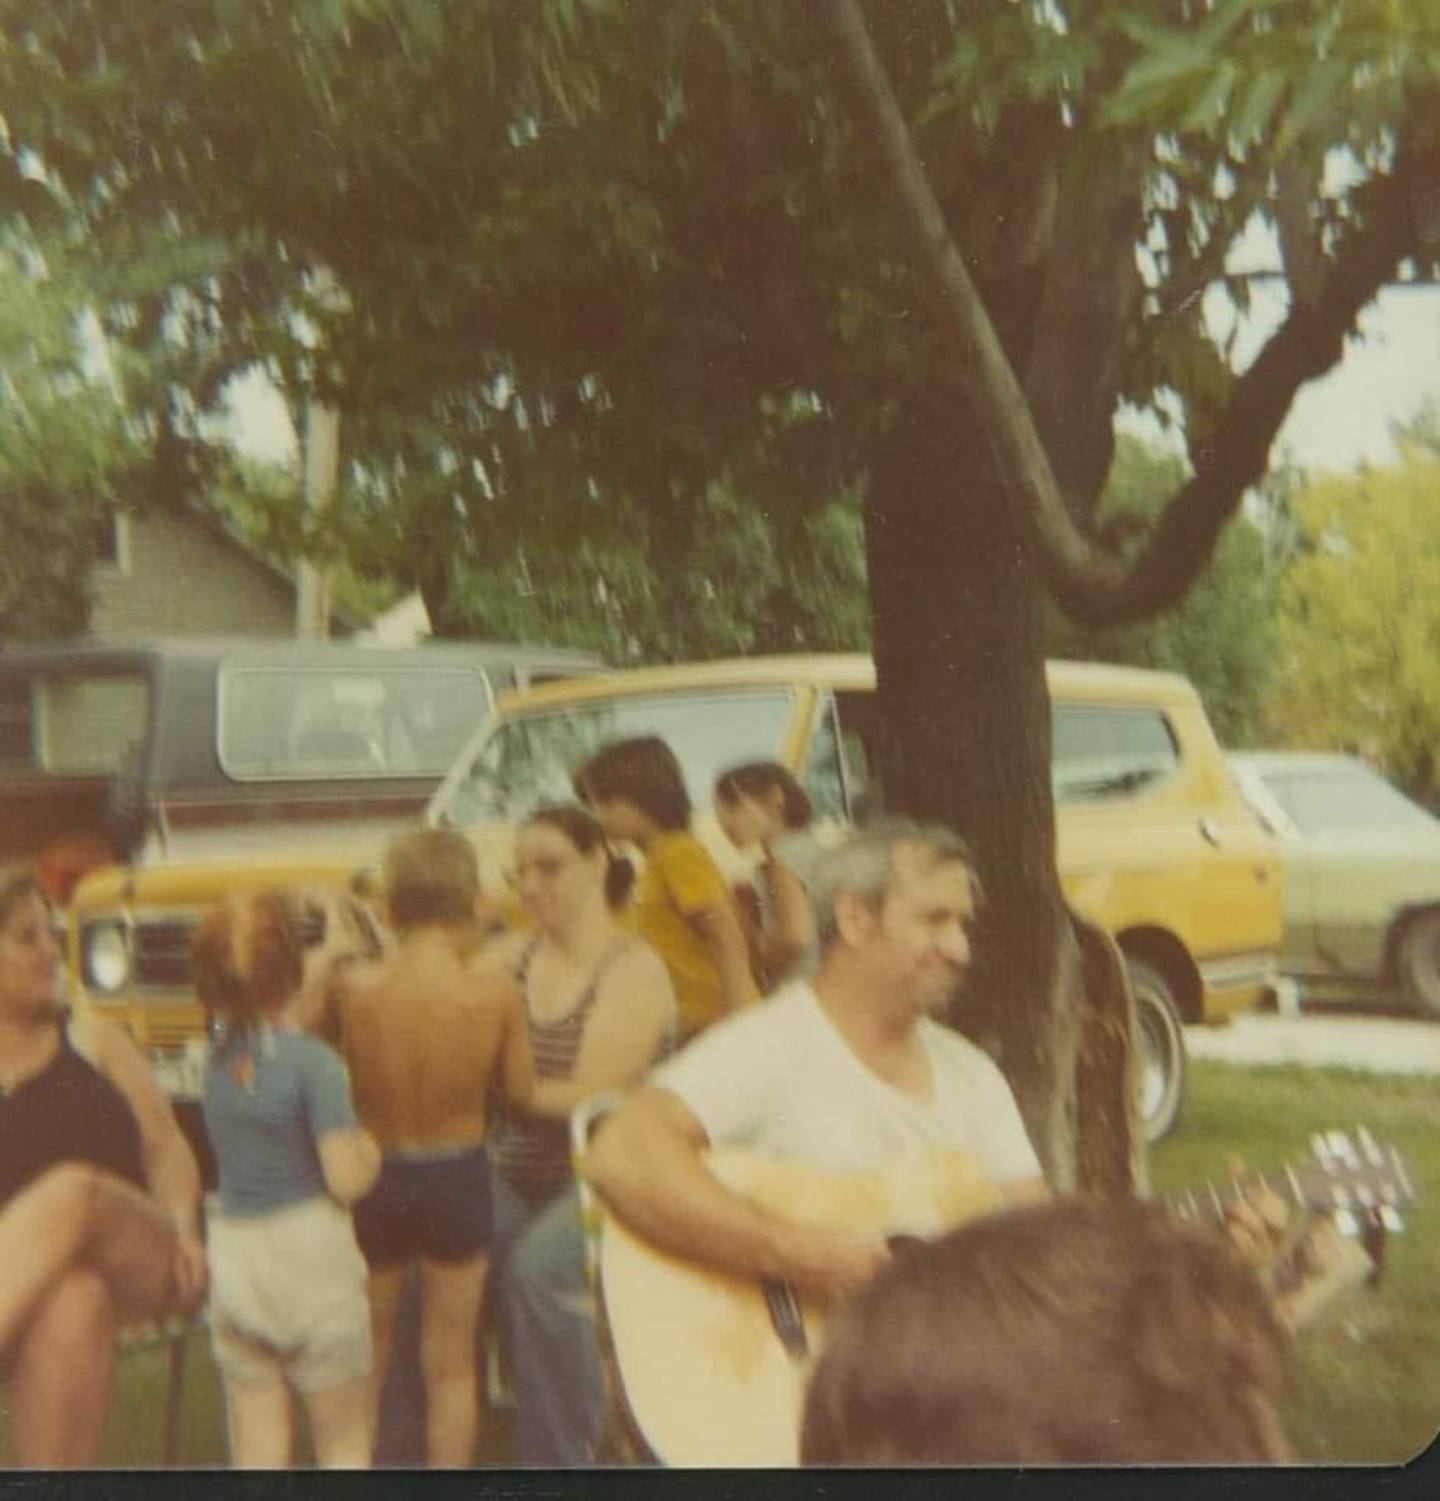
[84,922,132,993]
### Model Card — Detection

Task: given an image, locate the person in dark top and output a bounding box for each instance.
[0,863,206,1467]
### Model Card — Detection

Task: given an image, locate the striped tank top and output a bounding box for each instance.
[493,934,632,1208]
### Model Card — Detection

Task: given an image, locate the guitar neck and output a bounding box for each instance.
[1159,1132,1413,1230]
[1160,1168,1302,1229]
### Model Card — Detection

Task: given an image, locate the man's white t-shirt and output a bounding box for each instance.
[649,981,1041,1188]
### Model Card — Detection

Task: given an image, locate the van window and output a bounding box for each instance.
[443,689,794,826]
[1052,704,1178,803]
[0,673,151,775]
[0,675,33,768]
[219,668,491,780]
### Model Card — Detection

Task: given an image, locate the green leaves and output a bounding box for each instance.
[1270,442,1440,801]
[1045,433,1276,744]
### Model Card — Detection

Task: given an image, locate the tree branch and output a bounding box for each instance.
[824,0,1127,594]
[825,0,1439,626]
[1085,118,1438,624]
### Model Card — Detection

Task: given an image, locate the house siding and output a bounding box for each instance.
[89,507,296,640]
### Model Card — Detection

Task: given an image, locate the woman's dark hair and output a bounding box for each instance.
[192,889,306,1038]
[571,736,691,832]
[800,1198,1289,1466]
[523,804,635,909]
[714,761,813,830]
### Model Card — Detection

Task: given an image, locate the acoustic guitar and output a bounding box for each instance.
[595,1129,1415,1467]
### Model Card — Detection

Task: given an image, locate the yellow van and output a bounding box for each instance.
[429,654,1282,1140]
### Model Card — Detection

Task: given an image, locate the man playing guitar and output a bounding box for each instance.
[586,819,1390,1466]
[587,818,1046,1324]
[585,822,1045,1464]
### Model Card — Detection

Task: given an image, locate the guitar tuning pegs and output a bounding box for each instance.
[1311,1132,1333,1167]
[1326,1130,1359,1168]
[1379,1206,1405,1234]
[1334,1208,1360,1238]
[1357,1126,1383,1166]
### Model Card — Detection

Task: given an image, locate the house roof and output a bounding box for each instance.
[172,494,359,633]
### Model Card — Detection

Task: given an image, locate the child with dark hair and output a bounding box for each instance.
[714,760,822,988]
[573,736,754,1039]
[194,890,381,1468]
[800,1197,1293,1466]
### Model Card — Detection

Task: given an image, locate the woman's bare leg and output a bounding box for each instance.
[0,1164,178,1354]
[225,1377,293,1468]
[419,1254,488,1467]
[305,1376,373,1468]
[8,1268,116,1467]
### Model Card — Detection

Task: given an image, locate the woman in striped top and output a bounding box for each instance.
[482,804,675,1465]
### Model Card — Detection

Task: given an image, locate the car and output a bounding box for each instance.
[1227,751,1440,1015]
[4,636,604,1103]
[431,654,1282,1141]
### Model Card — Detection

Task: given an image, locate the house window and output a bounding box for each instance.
[91,510,130,574]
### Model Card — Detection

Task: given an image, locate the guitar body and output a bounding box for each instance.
[597,1148,1001,1467]
[595,1129,1414,1467]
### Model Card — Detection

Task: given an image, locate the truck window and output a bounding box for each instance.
[1052,704,1178,804]
[0,673,151,775]
[441,689,794,827]
[218,667,491,780]
[800,696,847,821]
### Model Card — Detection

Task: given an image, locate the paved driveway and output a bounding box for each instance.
[1185,1013,1440,1075]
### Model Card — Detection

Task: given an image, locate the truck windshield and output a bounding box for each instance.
[439,688,795,826]
[0,670,151,776]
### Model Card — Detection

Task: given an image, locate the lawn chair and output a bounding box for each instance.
[114,1308,202,1467]
[569,1091,651,1465]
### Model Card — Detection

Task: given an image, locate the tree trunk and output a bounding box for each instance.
[864,387,1082,1188]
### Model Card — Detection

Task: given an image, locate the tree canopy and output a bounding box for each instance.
[1269,441,1440,803]
[0,236,148,640]
[4,0,1438,1181]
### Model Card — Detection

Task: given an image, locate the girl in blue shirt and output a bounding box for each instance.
[195,890,380,1469]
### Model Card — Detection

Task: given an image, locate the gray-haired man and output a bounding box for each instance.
[586,819,1048,1305]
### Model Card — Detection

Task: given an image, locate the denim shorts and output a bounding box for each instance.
[353,1143,493,1267]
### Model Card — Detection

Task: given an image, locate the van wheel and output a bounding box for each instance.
[1126,958,1187,1144]
[1398,910,1440,1017]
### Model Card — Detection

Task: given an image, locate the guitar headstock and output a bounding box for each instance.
[1289,1127,1416,1239]
[1165,1125,1417,1241]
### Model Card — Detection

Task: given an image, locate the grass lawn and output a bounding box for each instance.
[3,1059,1436,1469]
[1151,1061,1440,1466]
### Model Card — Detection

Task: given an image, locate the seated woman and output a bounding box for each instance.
[0,863,206,1468]
[194,890,382,1469]
[482,804,677,1466]
[800,1197,1292,1465]
[316,828,534,1468]
[713,760,822,989]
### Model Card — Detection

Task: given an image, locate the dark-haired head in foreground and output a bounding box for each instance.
[800,1196,1290,1465]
